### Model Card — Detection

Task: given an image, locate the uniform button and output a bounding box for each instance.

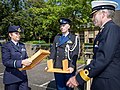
[89,68,91,70]
[21,56,22,58]
[57,56,59,57]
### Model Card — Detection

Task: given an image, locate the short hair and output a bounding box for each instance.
[100,9,115,19]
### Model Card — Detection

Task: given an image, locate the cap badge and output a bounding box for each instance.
[60,19,62,23]
[17,28,21,32]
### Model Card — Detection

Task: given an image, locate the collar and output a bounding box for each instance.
[11,39,18,45]
[62,32,69,37]
[100,20,113,32]
[101,19,112,29]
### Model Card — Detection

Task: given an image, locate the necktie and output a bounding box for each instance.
[16,43,19,47]
[61,35,65,40]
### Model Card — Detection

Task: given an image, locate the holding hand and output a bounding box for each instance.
[67,67,74,73]
[22,59,32,66]
[66,76,79,88]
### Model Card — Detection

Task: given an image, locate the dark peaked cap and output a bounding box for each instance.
[59,18,71,25]
[90,1,118,18]
[8,25,23,33]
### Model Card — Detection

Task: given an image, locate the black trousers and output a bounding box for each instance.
[54,73,74,90]
[5,81,29,90]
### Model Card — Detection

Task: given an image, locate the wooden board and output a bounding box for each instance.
[47,59,70,73]
[19,49,50,70]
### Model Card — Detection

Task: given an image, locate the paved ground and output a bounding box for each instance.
[0,59,84,90]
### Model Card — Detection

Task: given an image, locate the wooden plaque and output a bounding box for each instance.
[47,59,70,73]
[19,49,50,70]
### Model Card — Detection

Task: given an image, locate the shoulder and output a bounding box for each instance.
[19,42,24,45]
[1,41,11,50]
[2,41,11,47]
[105,21,120,39]
[54,33,62,38]
[108,22,120,33]
[107,21,120,30]
[68,33,78,38]
[56,33,62,37]
[19,42,25,47]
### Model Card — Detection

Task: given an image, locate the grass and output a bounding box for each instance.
[77,59,86,64]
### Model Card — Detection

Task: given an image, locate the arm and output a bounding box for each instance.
[2,44,31,68]
[49,36,57,60]
[69,36,80,68]
[67,36,80,73]
[1,45,22,68]
[67,25,120,87]
[76,26,120,85]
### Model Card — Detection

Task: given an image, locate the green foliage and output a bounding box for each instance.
[77,59,85,64]
[26,40,46,44]
[0,0,93,42]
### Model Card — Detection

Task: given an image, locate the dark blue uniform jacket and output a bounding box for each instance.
[49,33,79,70]
[76,20,120,90]
[2,41,28,84]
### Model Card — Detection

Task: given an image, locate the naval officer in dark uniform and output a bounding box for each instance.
[67,1,120,90]
[49,18,80,90]
[1,25,32,90]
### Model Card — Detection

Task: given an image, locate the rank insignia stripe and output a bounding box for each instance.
[80,69,90,81]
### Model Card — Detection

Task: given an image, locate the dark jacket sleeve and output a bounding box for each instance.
[49,36,58,60]
[70,36,80,68]
[2,44,22,68]
[76,24,120,85]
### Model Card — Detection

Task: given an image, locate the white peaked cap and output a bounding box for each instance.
[91,1,118,9]
[90,0,119,18]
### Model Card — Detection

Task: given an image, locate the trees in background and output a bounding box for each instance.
[0,0,93,43]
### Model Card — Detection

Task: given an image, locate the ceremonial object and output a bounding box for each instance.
[47,59,70,73]
[19,49,50,70]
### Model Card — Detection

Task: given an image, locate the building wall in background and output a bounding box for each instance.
[113,10,120,26]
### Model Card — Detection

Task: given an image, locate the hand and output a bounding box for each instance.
[66,76,79,88]
[22,59,32,66]
[67,67,74,73]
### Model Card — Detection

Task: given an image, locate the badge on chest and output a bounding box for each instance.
[21,48,26,52]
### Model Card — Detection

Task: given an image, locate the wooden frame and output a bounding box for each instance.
[47,59,70,73]
[19,49,50,70]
